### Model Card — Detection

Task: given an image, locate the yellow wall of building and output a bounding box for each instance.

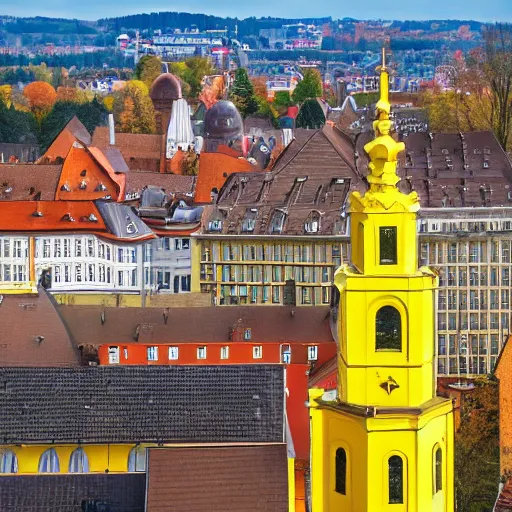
[1,444,147,474]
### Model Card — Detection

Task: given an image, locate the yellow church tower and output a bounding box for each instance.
[309,50,454,512]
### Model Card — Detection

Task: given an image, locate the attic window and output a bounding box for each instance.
[79,180,87,190]
[269,211,286,234]
[483,161,489,169]
[60,183,71,192]
[95,183,108,192]
[296,177,308,183]
[305,211,320,234]
[208,219,223,232]
[241,209,257,233]
[61,213,76,222]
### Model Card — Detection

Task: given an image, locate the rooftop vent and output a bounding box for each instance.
[95,183,108,192]
[4,187,12,194]
[89,213,98,222]
[32,210,43,217]
[61,213,76,222]
[79,180,87,190]
[60,183,71,192]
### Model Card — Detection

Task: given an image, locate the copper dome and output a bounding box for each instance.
[150,73,182,101]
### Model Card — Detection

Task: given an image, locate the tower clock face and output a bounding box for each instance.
[329,285,340,345]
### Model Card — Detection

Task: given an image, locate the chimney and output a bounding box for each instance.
[108,114,115,146]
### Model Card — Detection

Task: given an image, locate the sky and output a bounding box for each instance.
[2,0,511,22]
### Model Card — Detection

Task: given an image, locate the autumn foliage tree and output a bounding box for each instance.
[23,81,57,121]
[455,379,500,512]
[113,80,156,134]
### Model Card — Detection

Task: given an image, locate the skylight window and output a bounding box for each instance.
[269,211,286,234]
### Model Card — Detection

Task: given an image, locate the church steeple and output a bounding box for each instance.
[309,48,454,512]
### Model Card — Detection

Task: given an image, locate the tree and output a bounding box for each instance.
[292,69,323,104]
[113,81,156,134]
[455,379,500,512]
[481,24,512,150]
[229,68,259,118]
[0,85,12,107]
[56,86,88,104]
[39,98,107,151]
[135,55,162,89]
[169,57,215,99]
[296,99,326,129]
[23,81,57,121]
[0,99,38,144]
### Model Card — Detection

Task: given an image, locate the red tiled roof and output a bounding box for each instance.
[42,117,91,162]
[0,288,79,367]
[59,305,333,345]
[195,152,256,203]
[0,200,107,232]
[125,172,195,197]
[56,145,125,202]
[496,480,512,511]
[92,127,162,164]
[146,445,288,512]
[0,164,62,201]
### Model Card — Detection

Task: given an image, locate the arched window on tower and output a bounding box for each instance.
[388,455,404,504]
[434,447,442,493]
[376,306,402,351]
[335,448,347,494]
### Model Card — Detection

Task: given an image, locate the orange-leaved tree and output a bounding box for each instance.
[23,81,57,121]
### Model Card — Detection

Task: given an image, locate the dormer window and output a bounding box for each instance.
[483,161,489,169]
[379,227,397,265]
[241,209,257,233]
[95,183,108,192]
[208,219,223,232]
[270,210,286,234]
[305,211,321,234]
[79,180,87,190]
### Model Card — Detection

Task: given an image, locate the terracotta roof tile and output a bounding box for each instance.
[146,445,288,512]
[59,305,332,345]
[195,152,257,203]
[92,127,162,168]
[125,172,195,197]
[0,200,106,232]
[0,164,62,200]
[0,288,79,367]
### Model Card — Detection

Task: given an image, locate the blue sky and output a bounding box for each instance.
[2,0,511,22]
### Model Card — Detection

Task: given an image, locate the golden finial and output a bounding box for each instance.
[363,47,404,191]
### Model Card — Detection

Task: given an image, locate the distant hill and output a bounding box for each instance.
[97,13,333,39]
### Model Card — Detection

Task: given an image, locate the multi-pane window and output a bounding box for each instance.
[0,450,18,474]
[128,447,146,472]
[147,346,158,361]
[434,448,442,494]
[380,227,397,265]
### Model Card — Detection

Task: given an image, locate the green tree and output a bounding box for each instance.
[39,98,107,151]
[170,57,215,99]
[292,69,323,104]
[0,99,39,144]
[135,55,162,90]
[296,99,326,129]
[229,68,259,118]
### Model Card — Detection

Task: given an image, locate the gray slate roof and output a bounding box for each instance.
[0,366,284,444]
[0,474,145,512]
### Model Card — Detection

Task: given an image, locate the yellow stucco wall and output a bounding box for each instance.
[0,444,147,474]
